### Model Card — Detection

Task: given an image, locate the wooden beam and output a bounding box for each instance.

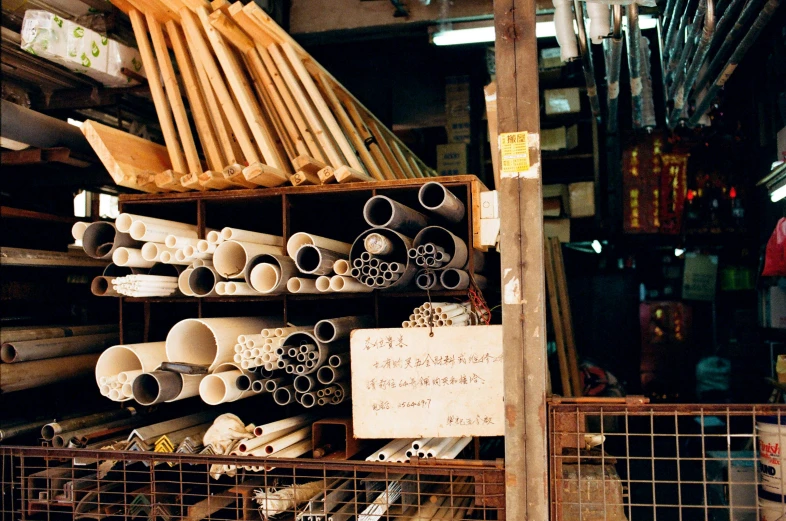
[494,0,548,519]
[0,207,79,224]
[0,247,108,268]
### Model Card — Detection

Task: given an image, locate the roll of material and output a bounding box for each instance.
[166,317,279,371]
[214,240,284,279]
[82,222,140,260]
[286,232,351,258]
[94,342,167,385]
[418,182,466,222]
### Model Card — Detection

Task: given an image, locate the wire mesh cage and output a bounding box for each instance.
[0,447,505,520]
[549,401,786,521]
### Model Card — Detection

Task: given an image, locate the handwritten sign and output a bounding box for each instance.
[350,326,504,438]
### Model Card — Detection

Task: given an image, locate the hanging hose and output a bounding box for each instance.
[604,5,623,133]
[626,4,646,128]
[573,0,602,121]
[670,0,715,126]
[639,36,657,128]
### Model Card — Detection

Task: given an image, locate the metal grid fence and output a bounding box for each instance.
[549,402,786,521]
[0,447,505,520]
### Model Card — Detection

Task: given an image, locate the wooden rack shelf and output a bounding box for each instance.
[0,247,108,269]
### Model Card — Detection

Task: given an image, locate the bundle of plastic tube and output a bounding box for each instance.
[366,437,473,462]
[402,301,478,328]
[111,275,180,297]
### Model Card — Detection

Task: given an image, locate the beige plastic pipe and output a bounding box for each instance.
[252,413,317,437]
[273,384,295,405]
[239,424,301,453]
[116,213,196,234]
[274,326,314,337]
[94,342,167,384]
[249,263,280,293]
[166,235,201,248]
[329,276,373,293]
[424,437,456,458]
[264,425,311,454]
[178,268,195,296]
[286,232,351,258]
[221,227,283,246]
[376,438,415,461]
[199,369,255,405]
[246,253,297,294]
[112,248,156,268]
[214,240,284,279]
[215,281,229,295]
[439,437,473,459]
[72,221,89,241]
[332,259,351,276]
[91,276,121,297]
[129,220,198,243]
[1,332,118,363]
[316,365,347,385]
[188,266,223,297]
[314,315,374,343]
[285,277,317,294]
[82,222,140,260]
[196,240,218,254]
[294,244,348,276]
[225,281,263,296]
[315,276,332,292]
[166,317,277,370]
[141,242,179,262]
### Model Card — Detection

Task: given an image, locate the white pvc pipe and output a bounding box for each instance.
[240,424,302,453]
[192,258,212,268]
[252,412,317,437]
[94,342,167,385]
[418,182,466,223]
[178,268,195,296]
[264,425,311,454]
[188,266,223,297]
[239,334,265,347]
[169,373,204,402]
[165,235,200,248]
[274,326,314,337]
[225,282,263,296]
[315,276,332,292]
[166,317,276,371]
[553,0,579,61]
[221,227,283,247]
[314,315,374,343]
[329,275,373,293]
[196,240,217,254]
[426,437,456,458]
[141,242,178,263]
[199,369,254,405]
[129,220,198,243]
[439,437,473,459]
[112,248,156,268]
[249,263,280,293]
[117,369,144,384]
[206,230,223,244]
[286,232,351,258]
[72,221,89,241]
[332,259,351,276]
[214,241,284,279]
[116,213,195,234]
[122,383,133,398]
[183,245,211,259]
[287,277,319,294]
[215,281,229,295]
[587,1,611,44]
[371,438,415,461]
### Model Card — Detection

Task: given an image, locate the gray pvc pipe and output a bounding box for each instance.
[82,222,140,260]
[418,182,465,222]
[363,195,430,235]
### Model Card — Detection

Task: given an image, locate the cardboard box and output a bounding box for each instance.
[544,88,581,115]
[569,182,595,218]
[436,143,467,177]
[682,253,719,301]
[539,47,562,70]
[445,76,471,144]
[544,218,570,243]
[543,184,570,217]
[542,125,578,151]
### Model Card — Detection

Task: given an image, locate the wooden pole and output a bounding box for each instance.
[495,0,549,517]
[544,239,572,396]
[341,101,395,180]
[551,237,582,397]
[390,140,418,179]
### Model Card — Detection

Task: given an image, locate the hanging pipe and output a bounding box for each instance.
[604,6,624,133]
[574,0,602,120]
[688,0,782,127]
[664,0,696,82]
[553,0,580,61]
[662,0,689,64]
[670,0,716,126]
[626,3,646,128]
[586,2,611,44]
[639,36,658,128]
[667,0,710,106]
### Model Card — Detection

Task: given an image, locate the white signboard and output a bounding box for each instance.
[350,326,504,439]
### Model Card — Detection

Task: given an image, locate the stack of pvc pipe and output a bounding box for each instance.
[234,413,316,469]
[94,341,170,403]
[402,302,478,328]
[111,275,180,297]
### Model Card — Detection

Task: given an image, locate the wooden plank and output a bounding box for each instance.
[364,116,407,179]
[0,247,108,268]
[199,171,235,190]
[334,165,374,183]
[128,9,187,176]
[551,237,582,397]
[222,164,257,188]
[389,140,418,179]
[544,239,572,397]
[155,170,190,192]
[147,13,202,175]
[0,207,79,224]
[179,7,260,165]
[290,170,321,186]
[292,156,328,176]
[1,148,42,165]
[341,102,393,180]
[495,0,548,516]
[81,120,171,193]
[193,6,288,175]
[180,172,206,191]
[242,163,292,187]
[407,155,425,178]
[167,20,225,171]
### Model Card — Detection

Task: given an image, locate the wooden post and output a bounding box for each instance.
[494,0,549,519]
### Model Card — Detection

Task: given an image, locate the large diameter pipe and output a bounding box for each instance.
[116,214,196,234]
[188,266,223,297]
[112,247,156,268]
[245,253,297,294]
[316,365,347,385]
[214,240,284,279]
[363,195,430,234]
[314,316,374,343]
[199,369,254,405]
[166,317,278,371]
[350,228,417,290]
[221,227,283,247]
[412,226,469,269]
[295,245,348,276]
[1,332,118,363]
[178,268,195,296]
[329,276,373,293]
[132,370,183,405]
[286,232,351,258]
[418,182,465,223]
[128,220,198,243]
[94,342,167,384]
[440,269,488,290]
[553,0,579,61]
[0,323,119,344]
[280,331,333,374]
[0,353,100,393]
[82,222,140,260]
[41,408,137,440]
[286,277,320,294]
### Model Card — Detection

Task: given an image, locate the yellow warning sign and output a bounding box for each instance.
[499,132,530,174]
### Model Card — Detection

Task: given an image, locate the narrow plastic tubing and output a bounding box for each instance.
[206,230,223,244]
[166,317,277,371]
[281,331,331,375]
[215,281,229,295]
[412,226,468,269]
[287,277,320,294]
[329,275,373,293]
[316,276,332,292]
[225,282,262,296]
[314,315,375,343]
[426,437,456,458]
[264,425,311,454]
[418,182,466,222]
[300,392,317,408]
[188,266,223,297]
[141,242,178,262]
[117,369,144,384]
[116,213,195,234]
[214,240,284,279]
[333,259,351,276]
[350,228,416,290]
[264,377,286,392]
[83,222,140,260]
[251,380,264,392]
[165,235,200,248]
[377,438,413,461]
[286,232,351,258]
[129,220,198,243]
[293,374,316,393]
[72,221,89,241]
[91,276,120,297]
[363,195,430,234]
[439,437,473,459]
[111,247,155,268]
[316,365,348,385]
[328,352,350,368]
[221,227,283,246]
[273,385,295,405]
[132,370,183,405]
[94,342,167,385]
[295,244,347,276]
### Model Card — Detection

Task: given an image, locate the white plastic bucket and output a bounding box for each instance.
[759,495,786,521]
[758,416,786,497]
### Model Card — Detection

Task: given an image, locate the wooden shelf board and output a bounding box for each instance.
[1,207,80,224]
[0,247,107,268]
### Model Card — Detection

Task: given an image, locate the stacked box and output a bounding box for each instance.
[445,76,471,144]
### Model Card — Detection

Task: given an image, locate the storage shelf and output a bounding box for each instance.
[0,206,81,224]
[0,247,108,268]
[121,290,473,303]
